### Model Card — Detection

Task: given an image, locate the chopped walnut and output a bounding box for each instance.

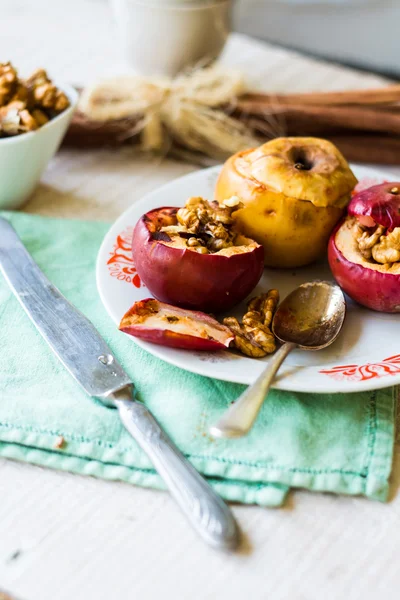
[352,219,400,267]
[18,108,38,131]
[0,63,69,138]
[186,196,203,207]
[10,81,30,106]
[31,108,49,127]
[26,68,69,112]
[211,202,234,225]
[54,89,70,112]
[223,317,268,358]
[187,236,202,247]
[176,206,200,232]
[0,62,18,106]
[170,196,243,253]
[357,224,385,259]
[204,221,232,252]
[223,290,279,358]
[372,228,400,264]
[207,237,231,252]
[0,101,38,135]
[195,246,209,254]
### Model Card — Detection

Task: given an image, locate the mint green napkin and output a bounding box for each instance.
[0,211,396,506]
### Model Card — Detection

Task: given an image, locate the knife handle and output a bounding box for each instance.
[113,393,239,551]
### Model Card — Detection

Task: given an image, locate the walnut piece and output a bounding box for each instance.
[10,81,30,106]
[0,63,69,138]
[32,108,49,127]
[0,101,38,135]
[223,317,268,358]
[356,224,385,259]
[26,68,69,112]
[352,219,400,266]
[176,206,200,232]
[168,196,243,253]
[223,289,279,358]
[372,228,400,264]
[0,62,18,106]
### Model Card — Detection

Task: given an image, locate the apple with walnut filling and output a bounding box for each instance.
[328,182,400,313]
[132,197,264,313]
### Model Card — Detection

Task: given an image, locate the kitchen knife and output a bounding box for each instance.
[0,217,239,551]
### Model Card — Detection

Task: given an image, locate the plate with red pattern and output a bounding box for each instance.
[96,164,400,393]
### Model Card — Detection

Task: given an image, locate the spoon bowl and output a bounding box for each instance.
[273,281,346,349]
[210,281,346,439]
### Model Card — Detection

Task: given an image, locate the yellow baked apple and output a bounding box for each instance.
[215,137,357,268]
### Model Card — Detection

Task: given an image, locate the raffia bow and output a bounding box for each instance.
[78,67,259,158]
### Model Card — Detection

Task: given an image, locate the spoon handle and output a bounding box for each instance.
[210,342,296,439]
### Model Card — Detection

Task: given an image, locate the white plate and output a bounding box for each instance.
[97,164,400,393]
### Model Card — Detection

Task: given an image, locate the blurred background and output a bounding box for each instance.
[2,0,399,184]
[236,0,399,77]
[4,0,399,79]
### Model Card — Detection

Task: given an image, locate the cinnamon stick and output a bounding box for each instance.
[235,103,400,136]
[241,114,400,165]
[327,134,400,165]
[239,84,400,108]
[63,111,140,148]
[64,87,400,166]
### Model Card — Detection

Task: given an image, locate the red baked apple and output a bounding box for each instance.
[120,298,234,350]
[132,202,264,313]
[328,182,400,313]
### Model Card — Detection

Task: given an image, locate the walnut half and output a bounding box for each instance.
[223,289,279,358]
[352,219,400,265]
[356,223,384,259]
[372,228,400,264]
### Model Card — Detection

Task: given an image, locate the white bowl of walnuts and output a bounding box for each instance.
[0,62,78,210]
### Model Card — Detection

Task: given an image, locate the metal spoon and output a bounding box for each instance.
[210,281,346,439]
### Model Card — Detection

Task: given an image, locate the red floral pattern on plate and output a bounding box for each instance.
[320,355,400,381]
[107,227,143,288]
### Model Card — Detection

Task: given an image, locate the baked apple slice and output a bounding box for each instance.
[328,182,400,312]
[132,198,264,313]
[120,298,234,350]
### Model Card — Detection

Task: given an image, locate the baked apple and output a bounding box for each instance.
[132,197,264,313]
[328,182,400,313]
[215,137,357,268]
[120,298,234,350]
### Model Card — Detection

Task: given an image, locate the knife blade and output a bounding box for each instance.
[0,217,239,551]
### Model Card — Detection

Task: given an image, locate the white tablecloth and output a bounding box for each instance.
[1,3,400,600]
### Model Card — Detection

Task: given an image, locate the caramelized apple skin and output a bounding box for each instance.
[215,138,357,268]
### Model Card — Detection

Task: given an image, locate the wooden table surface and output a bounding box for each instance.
[1,2,400,599]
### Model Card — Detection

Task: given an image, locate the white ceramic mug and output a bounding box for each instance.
[110,0,232,77]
